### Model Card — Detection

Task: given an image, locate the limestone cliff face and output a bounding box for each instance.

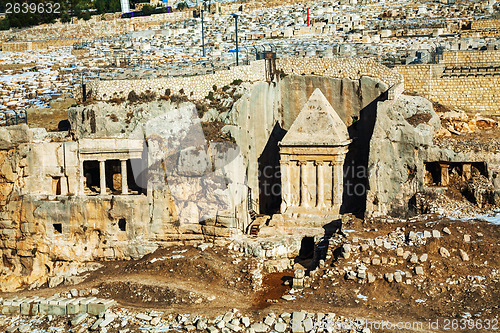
[366,95,500,216]
[0,74,444,291]
[365,96,441,216]
[227,75,388,214]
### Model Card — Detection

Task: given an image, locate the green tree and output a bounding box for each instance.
[94,0,106,14]
[141,4,155,15]
[109,0,121,12]
[177,2,188,10]
[82,11,91,20]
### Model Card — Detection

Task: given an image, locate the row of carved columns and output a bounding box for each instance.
[281,159,343,211]
[81,159,129,195]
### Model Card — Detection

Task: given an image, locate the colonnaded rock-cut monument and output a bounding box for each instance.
[0,57,498,297]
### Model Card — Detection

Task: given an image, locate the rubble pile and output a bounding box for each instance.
[0,308,373,333]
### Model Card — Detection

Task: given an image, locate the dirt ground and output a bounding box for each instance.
[3,214,498,332]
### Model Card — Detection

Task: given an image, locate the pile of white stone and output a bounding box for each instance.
[1,308,373,333]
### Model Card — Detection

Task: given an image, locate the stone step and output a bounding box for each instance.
[0,297,115,316]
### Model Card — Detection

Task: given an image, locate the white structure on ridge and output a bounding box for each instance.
[120,0,131,13]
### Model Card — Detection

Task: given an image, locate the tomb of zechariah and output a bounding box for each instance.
[0,57,499,291]
[267,89,350,229]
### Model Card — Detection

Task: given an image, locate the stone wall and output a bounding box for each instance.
[87,61,267,101]
[87,57,404,103]
[471,18,500,30]
[395,64,500,115]
[276,57,403,87]
[441,50,500,65]
[0,12,192,42]
[2,38,81,51]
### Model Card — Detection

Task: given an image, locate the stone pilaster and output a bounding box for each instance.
[121,160,128,195]
[99,160,106,195]
[315,161,325,208]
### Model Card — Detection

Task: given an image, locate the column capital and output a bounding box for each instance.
[298,160,308,166]
[314,161,325,166]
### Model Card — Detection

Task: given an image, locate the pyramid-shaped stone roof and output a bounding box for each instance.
[280,89,350,146]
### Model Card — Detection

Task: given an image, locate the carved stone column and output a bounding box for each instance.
[440,163,449,186]
[315,161,325,208]
[121,160,128,195]
[280,160,290,212]
[462,163,471,181]
[99,160,106,195]
[80,160,85,195]
[299,161,309,207]
[331,161,343,209]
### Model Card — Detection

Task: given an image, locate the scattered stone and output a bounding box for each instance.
[432,230,441,238]
[275,321,287,332]
[415,266,424,275]
[207,326,219,333]
[281,295,294,301]
[408,231,418,241]
[48,276,64,288]
[396,247,404,256]
[360,244,370,252]
[303,317,313,332]
[250,323,269,333]
[241,317,251,327]
[90,318,104,331]
[71,313,89,326]
[443,227,451,235]
[385,272,394,283]
[464,234,471,242]
[371,258,381,265]
[394,272,403,283]
[439,247,450,258]
[292,311,306,322]
[136,313,153,321]
[420,254,428,262]
[410,254,419,264]
[423,230,432,238]
[459,249,469,261]
[263,315,275,326]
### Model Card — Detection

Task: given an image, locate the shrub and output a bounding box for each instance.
[206,91,215,101]
[231,79,243,86]
[170,94,188,103]
[139,90,156,103]
[196,102,208,118]
[128,90,139,103]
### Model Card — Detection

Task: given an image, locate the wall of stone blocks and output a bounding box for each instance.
[88,60,267,101]
[276,57,403,87]
[0,11,192,42]
[471,18,500,30]
[89,57,405,102]
[395,64,500,115]
[2,39,82,51]
[441,50,500,65]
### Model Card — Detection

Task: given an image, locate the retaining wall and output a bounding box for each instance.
[87,57,404,102]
